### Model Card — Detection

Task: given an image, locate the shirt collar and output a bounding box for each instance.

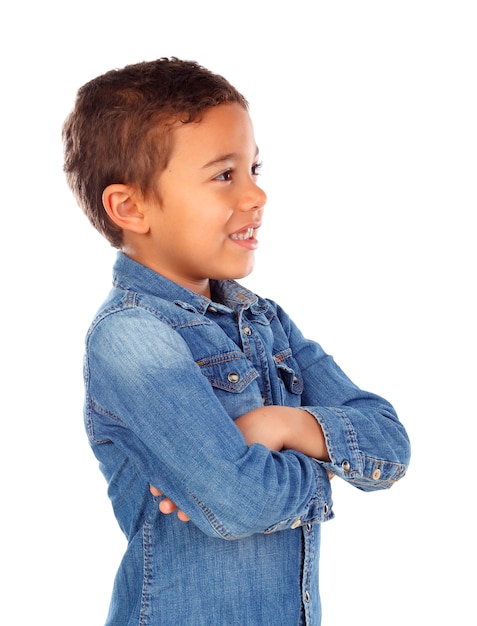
[112,252,265,316]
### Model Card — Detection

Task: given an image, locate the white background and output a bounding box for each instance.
[1,1,475,624]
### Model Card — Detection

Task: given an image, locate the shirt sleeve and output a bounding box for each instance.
[85,306,333,540]
[274,303,411,491]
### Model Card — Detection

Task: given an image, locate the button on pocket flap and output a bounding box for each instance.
[274,349,304,394]
[197,351,259,392]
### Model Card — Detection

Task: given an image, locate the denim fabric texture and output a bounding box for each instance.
[84,252,411,625]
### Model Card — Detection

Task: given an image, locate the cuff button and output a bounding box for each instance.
[341,460,351,473]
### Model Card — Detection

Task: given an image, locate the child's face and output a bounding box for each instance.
[134,103,266,296]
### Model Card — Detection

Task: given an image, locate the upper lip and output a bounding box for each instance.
[230,222,261,237]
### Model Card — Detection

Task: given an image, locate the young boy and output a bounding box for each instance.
[63,57,410,626]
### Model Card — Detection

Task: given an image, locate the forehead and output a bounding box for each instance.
[169,103,257,164]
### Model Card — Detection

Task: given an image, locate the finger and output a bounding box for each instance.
[150,485,163,497]
[177,509,191,522]
[159,498,178,515]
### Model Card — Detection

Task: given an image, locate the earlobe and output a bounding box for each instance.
[102,184,150,234]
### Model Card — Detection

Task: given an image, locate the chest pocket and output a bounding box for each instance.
[196,351,261,419]
[197,351,259,392]
[274,348,304,403]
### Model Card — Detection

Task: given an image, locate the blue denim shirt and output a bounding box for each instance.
[84,252,410,625]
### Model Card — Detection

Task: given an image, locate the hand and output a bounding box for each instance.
[150,485,190,522]
[235,406,330,461]
[234,407,287,451]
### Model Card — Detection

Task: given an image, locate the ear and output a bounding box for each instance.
[102,184,150,235]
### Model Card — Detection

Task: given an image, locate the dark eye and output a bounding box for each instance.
[251,162,263,176]
[215,169,233,181]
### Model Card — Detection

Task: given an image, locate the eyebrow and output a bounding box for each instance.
[201,147,260,170]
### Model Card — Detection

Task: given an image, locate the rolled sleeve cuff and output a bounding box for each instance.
[302,406,407,491]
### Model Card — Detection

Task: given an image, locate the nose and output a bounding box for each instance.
[238,180,267,212]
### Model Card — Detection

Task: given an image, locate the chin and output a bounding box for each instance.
[231,264,255,281]
[210,259,254,281]
[211,268,254,282]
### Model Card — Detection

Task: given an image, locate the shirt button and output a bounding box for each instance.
[306,523,312,532]
[227,372,240,383]
[341,460,351,473]
[243,326,252,335]
[324,504,329,514]
[372,468,381,480]
[291,517,301,529]
[305,591,311,603]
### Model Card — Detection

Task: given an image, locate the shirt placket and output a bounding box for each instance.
[236,308,273,406]
[302,523,317,625]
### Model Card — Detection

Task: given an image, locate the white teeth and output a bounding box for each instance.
[231,228,254,241]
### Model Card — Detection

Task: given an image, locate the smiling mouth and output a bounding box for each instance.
[230,228,255,241]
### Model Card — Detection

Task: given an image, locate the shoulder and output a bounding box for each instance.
[88,287,176,331]
[85,288,197,360]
